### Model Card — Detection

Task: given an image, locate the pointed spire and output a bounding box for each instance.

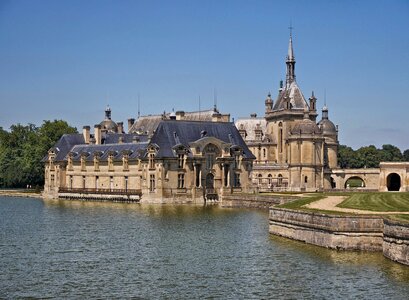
[285,26,296,87]
[105,105,111,120]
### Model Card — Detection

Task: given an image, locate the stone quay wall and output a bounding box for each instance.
[221,195,296,210]
[383,219,409,265]
[269,208,384,251]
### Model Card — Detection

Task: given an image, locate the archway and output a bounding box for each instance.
[345,176,365,189]
[387,173,401,191]
[206,173,214,189]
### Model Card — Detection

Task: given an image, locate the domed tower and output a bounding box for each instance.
[287,108,325,191]
[318,104,338,169]
[99,105,118,133]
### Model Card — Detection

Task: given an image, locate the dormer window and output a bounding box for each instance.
[123,154,129,171]
[94,155,100,171]
[81,155,86,171]
[149,153,155,169]
[108,153,114,171]
[178,153,184,169]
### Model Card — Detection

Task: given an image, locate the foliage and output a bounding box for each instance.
[338,144,406,168]
[0,120,77,188]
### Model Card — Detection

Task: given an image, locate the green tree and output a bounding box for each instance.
[0,120,77,188]
[403,149,409,161]
[379,144,403,162]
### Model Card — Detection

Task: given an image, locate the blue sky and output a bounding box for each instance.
[0,0,408,150]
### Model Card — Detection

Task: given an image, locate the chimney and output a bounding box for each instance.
[128,118,135,132]
[94,124,102,145]
[117,122,124,134]
[89,137,96,145]
[83,126,90,144]
[176,111,185,120]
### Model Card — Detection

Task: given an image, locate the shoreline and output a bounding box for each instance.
[0,190,42,199]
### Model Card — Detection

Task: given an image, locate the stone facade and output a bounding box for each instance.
[236,34,339,192]
[43,109,255,203]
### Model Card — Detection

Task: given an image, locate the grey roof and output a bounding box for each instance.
[129,109,220,134]
[103,133,149,144]
[150,120,256,159]
[273,81,309,111]
[291,118,321,135]
[43,134,85,162]
[69,143,148,161]
[235,117,271,142]
[318,119,337,136]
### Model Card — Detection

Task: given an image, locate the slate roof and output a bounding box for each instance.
[273,81,309,111]
[44,134,85,162]
[129,109,219,134]
[235,117,270,142]
[150,120,255,159]
[69,143,149,161]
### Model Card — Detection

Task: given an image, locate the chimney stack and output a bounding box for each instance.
[94,124,102,145]
[176,111,185,120]
[83,126,90,144]
[128,118,135,132]
[117,122,124,134]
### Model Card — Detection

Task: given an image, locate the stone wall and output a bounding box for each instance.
[269,208,384,251]
[221,195,296,210]
[383,219,409,265]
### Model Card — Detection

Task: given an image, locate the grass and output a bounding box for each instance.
[337,192,409,212]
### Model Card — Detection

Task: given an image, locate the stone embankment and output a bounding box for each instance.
[221,194,298,210]
[0,190,41,198]
[269,203,409,266]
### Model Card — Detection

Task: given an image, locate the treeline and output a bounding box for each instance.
[0,120,77,188]
[338,144,409,169]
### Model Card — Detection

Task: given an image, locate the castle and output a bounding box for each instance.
[235,32,338,192]
[43,33,409,201]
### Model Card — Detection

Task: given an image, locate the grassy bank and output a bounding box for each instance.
[337,192,409,212]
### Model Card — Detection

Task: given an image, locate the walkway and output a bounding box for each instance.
[304,196,409,215]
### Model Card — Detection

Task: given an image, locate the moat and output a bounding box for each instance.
[1,196,409,299]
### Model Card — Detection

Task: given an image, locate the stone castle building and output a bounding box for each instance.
[43,106,254,203]
[236,33,338,191]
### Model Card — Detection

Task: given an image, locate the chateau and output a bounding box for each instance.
[43,34,409,201]
[236,33,338,192]
[43,106,254,203]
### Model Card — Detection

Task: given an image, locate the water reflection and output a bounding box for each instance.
[1,196,409,299]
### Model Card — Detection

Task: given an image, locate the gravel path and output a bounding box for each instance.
[304,195,409,215]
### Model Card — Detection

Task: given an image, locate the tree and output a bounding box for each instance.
[404,149,409,162]
[0,120,77,188]
[379,144,403,162]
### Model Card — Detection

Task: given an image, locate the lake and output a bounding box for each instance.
[1,196,409,299]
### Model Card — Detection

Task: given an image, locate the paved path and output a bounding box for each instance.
[0,190,41,198]
[304,195,409,215]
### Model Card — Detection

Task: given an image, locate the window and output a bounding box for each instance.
[149,153,155,169]
[178,173,185,189]
[234,154,240,169]
[258,174,262,185]
[149,174,155,192]
[81,155,86,171]
[82,176,86,189]
[279,122,283,153]
[206,153,215,170]
[263,148,266,158]
[268,174,272,185]
[304,176,308,183]
[69,175,73,189]
[255,130,262,140]
[195,166,201,187]
[234,173,241,187]
[124,176,128,190]
[50,174,55,188]
[68,155,73,170]
[178,154,184,169]
[95,176,99,190]
[94,155,100,171]
[110,176,114,190]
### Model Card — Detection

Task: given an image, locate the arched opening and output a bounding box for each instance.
[206,173,214,189]
[387,173,401,191]
[345,176,365,189]
[330,177,336,189]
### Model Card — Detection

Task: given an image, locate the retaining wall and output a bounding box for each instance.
[221,195,296,210]
[269,208,384,251]
[383,219,409,265]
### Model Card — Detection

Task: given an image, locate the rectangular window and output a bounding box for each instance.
[178,174,185,189]
[234,173,241,187]
[69,175,73,189]
[124,176,128,190]
[149,154,155,169]
[95,176,99,190]
[110,176,114,190]
[149,174,155,192]
[178,154,184,169]
[82,176,86,189]
[50,174,55,187]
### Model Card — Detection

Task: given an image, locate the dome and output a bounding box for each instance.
[291,118,321,135]
[318,119,337,136]
[99,119,118,133]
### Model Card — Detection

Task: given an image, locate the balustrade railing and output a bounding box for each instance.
[59,187,142,196]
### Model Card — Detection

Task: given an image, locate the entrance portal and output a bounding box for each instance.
[387,173,401,191]
[206,173,214,189]
[345,176,365,189]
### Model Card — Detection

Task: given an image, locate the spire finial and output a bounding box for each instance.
[285,26,296,87]
[137,93,141,119]
[288,22,293,38]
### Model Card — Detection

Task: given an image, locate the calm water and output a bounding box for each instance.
[1,197,409,299]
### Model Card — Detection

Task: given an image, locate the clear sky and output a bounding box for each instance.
[0,0,408,150]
